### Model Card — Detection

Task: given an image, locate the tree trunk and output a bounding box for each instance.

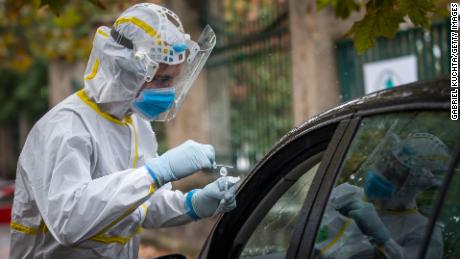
[0,125,16,179]
[18,111,30,149]
[289,0,355,124]
[48,60,85,107]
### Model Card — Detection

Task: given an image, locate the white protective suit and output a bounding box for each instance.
[10,3,210,258]
[10,90,196,258]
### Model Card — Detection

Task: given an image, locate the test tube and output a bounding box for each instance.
[220,167,228,191]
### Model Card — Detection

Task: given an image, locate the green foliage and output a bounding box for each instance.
[228,50,292,165]
[347,5,404,55]
[39,0,68,15]
[222,0,285,32]
[400,0,434,28]
[318,0,446,54]
[0,59,48,123]
[0,0,111,72]
[34,0,106,16]
[317,0,360,19]
[0,0,110,123]
[215,0,292,166]
[37,0,107,16]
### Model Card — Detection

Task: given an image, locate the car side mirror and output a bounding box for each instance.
[153,254,187,259]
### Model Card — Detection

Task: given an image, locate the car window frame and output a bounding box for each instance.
[295,103,452,259]
[284,119,355,258]
[198,120,349,259]
[235,152,323,258]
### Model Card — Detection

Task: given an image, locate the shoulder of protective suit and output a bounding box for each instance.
[28,94,91,143]
[19,97,92,175]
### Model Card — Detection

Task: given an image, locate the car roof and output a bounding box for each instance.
[256,78,450,175]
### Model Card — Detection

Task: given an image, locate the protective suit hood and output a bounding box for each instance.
[83,3,215,120]
[83,26,146,119]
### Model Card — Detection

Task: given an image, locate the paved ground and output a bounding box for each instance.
[0,226,204,259]
[0,225,9,259]
[0,226,170,259]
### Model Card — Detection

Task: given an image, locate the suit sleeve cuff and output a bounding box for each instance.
[184,189,200,220]
[145,165,162,189]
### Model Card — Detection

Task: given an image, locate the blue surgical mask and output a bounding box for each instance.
[364,170,396,200]
[131,88,176,120]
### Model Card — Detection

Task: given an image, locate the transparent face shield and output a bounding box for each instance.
[363,131,450,191]
[133,25,216,121]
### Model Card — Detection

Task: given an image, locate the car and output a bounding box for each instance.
[170,78,459,259]
[0,181,14,224]
[0,180,14,257]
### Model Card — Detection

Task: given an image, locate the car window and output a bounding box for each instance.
[312,111,460,259]
[424,158,460,259]
[240,163,320,258]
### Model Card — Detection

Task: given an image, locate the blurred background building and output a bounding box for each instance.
[0,0,453,258]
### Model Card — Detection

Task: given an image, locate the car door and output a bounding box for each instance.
[198,79,455,259]
[198,115,353,259]
[292,80,459,259]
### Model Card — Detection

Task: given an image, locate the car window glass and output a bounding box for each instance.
[240,163,320,258]
[424,158,460,259]
[312,111,460,259]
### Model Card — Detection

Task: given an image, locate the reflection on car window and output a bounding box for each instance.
[425,159,460,259]
[240,163,320,258]
[312,111,460,259]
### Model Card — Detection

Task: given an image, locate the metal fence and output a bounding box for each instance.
[205,1,292,172]
[337,19,451,101]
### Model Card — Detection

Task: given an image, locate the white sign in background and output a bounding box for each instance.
[363,55,418,94]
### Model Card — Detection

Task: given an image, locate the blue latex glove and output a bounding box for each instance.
[186,177,238,219]
[145,140,215,186]
[339,199,390,245]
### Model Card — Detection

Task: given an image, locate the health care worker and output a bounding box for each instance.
[10,3,237,258]
[314,133,449,259]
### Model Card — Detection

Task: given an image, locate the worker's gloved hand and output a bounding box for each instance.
[187,177,239,219]
[145,140,215,186]
[339,199,390,245]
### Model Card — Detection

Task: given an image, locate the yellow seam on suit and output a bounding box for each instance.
[10,221,38,235]
[114,17,157,37]
[90,226,142,245]
[148,183,156,194]
[320,218,353,255]
[90,183,154,243]
[77,90,151,245]
[39,219,48,233]
[77,90,131,126]
[84,58,100,81]
[141,204,149,215]
[126,119,139,168]
[97,28,109,38]
[377,207,418,216]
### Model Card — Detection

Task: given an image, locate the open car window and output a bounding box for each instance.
[240,163,320,258]
[311,111,460,259]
